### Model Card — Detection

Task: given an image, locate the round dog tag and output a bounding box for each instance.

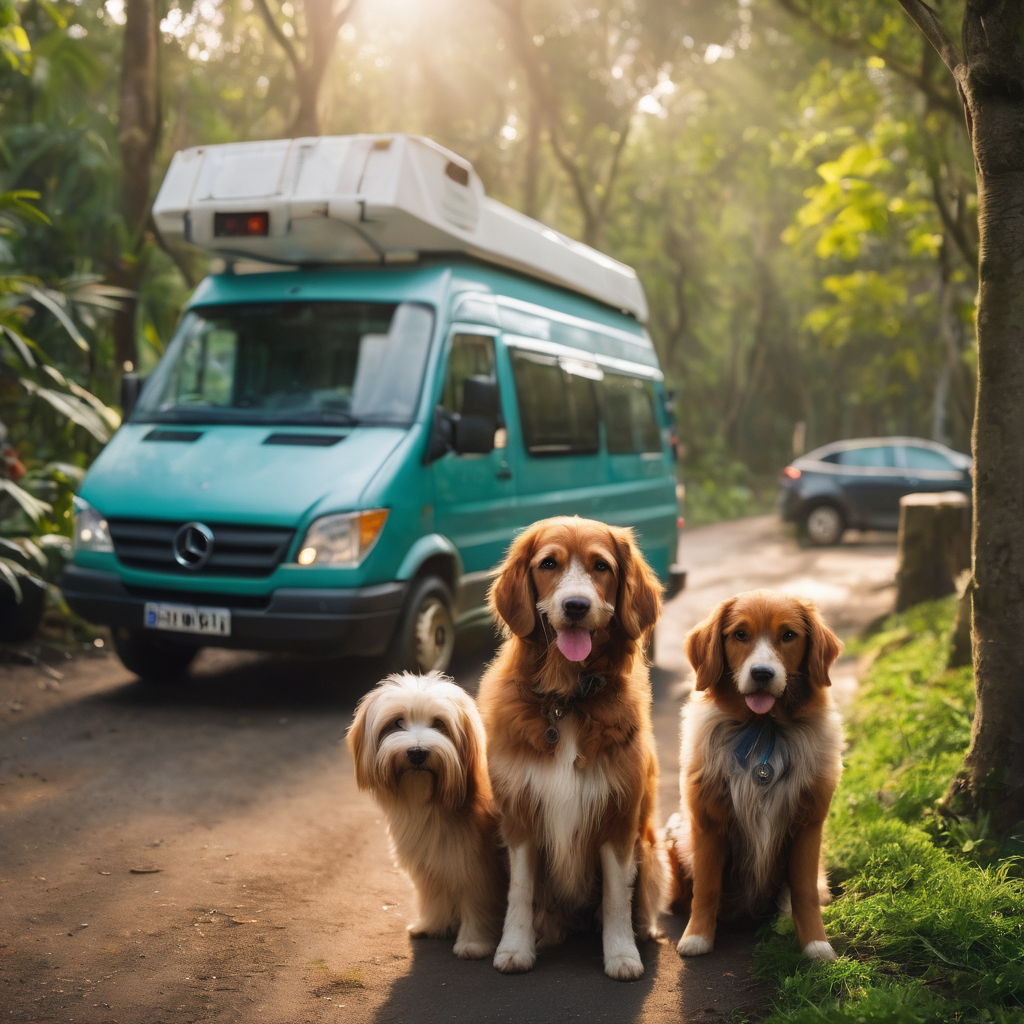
[753,762,774,786]
[545,726,560,745]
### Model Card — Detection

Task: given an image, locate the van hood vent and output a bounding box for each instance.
[262,433,346,447]
[144,429,204,442]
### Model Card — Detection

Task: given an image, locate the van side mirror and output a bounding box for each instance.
[120,373,145,420]
[453,376,500,455]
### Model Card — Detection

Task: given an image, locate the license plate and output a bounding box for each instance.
[144,602,231,636]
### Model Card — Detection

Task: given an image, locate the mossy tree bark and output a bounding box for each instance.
[898,0,1024,830]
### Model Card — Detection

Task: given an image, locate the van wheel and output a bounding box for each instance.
[390,576,455,674]
[801,504,845,547]
[112,629,199,682]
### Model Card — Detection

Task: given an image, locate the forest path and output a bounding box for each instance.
[0,515,897,1023]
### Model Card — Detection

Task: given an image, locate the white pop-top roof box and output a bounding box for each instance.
[152,133,649,322]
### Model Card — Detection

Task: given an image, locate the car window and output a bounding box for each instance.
[602,372,662,454]
[836,446,897,468]
[902,446,955,471]
[819,452,841,464]
[510,350,599,455]
[441,334,496,415]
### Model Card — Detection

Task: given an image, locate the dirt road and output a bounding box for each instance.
[0,515,897,1024]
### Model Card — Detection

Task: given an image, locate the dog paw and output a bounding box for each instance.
[676,933,713,956]
[604,951,644,981]
[493,944,536,973]
[454,937,496,960]
[407,921,444,938]
[803,940,837,961]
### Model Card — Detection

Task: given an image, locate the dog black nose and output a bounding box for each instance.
[562,598,591,621]
[751,666,776,687]
[406,747,428,766]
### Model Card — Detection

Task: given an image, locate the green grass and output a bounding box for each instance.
[754,598,1024,1024]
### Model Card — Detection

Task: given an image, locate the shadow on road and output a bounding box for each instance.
[370,930,662,1024]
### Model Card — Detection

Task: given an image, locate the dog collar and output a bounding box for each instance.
[536,673,607,745]
[734,718,783,786]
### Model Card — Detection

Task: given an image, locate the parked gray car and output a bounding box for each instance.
[777,436,972,545]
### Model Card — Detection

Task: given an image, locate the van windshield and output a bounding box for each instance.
[134,301,435,427]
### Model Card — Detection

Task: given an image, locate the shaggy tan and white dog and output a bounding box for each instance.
[347,671,506,958]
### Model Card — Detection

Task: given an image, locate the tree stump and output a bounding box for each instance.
[895,492,971,612]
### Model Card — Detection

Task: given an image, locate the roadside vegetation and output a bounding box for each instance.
[755,598,1024,1023]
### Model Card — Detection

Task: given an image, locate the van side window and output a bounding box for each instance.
[602,373,662,454]
[511,350,599,455]
[441,334,496,414]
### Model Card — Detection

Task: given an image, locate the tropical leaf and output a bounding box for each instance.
[19,379,112,442]
[0,478,53,523]
[0,535,47,571]
[0,190,50,228]
[26,286,89,352]
[0,557,25,603]
[1,324,36,366]
[43,461,86,487]
[67,379,121,432]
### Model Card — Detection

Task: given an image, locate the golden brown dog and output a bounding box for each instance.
[665,590,843,960]
[347,671,506,958]
[477,515,667,980]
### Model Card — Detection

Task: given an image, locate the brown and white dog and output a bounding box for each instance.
[665,590,843,960]
[477,516,668,981]
[347,672,506,958]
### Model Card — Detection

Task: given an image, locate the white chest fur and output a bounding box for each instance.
[509,720,611,902]
[680,692,843,898]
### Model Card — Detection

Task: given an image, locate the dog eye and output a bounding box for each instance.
[431,717,449,735]
[594,559,611,572]
[734,630,749,642]
[394,717,406,730]
[782,630,798,642]
[539,557,558,570]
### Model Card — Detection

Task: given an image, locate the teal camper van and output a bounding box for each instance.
[62,135,682,679]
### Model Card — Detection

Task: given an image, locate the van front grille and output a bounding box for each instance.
[108,520,294,577]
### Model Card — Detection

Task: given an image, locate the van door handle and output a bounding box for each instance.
[495,461,512,480]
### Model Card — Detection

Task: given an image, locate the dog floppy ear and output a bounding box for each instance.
[346,689,377,791]
[489,526,538,638]
[612,526,662,641]
[685,598,734,691]
[801,601,843,688]
[448,687,493,807]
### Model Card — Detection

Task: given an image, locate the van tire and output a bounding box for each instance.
[389,575,456,674]
[112,629,199,682]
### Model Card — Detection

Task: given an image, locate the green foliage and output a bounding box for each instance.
[755,599,1024,1024]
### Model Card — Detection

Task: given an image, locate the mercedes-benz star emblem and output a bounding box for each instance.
[173,522,215,570]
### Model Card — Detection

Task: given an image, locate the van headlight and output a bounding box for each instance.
[295,509,389,567]
[73,497,114,553]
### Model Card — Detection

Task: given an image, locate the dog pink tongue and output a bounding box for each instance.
[745,693,776,715]
[556,627,592,662]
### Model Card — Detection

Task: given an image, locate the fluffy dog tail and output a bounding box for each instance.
[661,812,693,916]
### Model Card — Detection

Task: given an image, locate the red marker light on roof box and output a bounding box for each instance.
[214,212,269,238]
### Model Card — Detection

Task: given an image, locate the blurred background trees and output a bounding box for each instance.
[0,0,977,524]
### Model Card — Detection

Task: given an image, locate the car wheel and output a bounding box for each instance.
[802,504,845,546]
[112,628,199,682]
[389,575,455,674]
[0,576,47,642]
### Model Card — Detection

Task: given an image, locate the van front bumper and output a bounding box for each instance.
[60,565,407,657]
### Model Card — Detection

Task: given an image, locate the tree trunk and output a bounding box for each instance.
[115,0,161,371]
[894,491,971,611]
[899,0,1024,830]
[962,32,1024,830]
